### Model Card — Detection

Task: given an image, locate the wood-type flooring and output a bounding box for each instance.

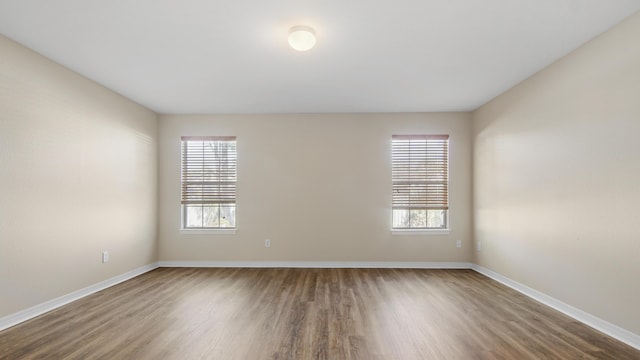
[1,268,638,359]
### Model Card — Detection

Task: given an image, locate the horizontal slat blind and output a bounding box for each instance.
[181,136,237,205]
[392,135,449,210]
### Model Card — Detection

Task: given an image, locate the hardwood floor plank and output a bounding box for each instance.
[1,268,639,359]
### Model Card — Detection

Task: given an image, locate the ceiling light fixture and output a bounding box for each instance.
[288,25,316,51]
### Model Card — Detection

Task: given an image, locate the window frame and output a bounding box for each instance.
[180,136,237,231]
[391,134,450,232]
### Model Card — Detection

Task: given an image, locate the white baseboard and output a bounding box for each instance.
[157,260,473,269]
[471,264,640,351]
[0,262,159,332]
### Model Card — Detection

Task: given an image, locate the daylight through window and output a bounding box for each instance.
[392,135,449,229]
[181,136,237,229]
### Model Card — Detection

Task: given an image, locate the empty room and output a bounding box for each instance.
[1,1,639,359]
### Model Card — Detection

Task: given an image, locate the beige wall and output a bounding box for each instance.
[0,35,158,318]
[159,113,472,262]
[472,12,640,334]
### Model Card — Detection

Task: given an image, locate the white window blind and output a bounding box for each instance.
[181,136,237,205]
[392,135,449,211]
[181,136,237,229]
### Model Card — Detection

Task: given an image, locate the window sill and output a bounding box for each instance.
[180,228,237,235]
[391,229,450,235]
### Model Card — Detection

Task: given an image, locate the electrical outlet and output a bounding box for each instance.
[477,241,483,252]
[456,240,462,248]
[265,239,271,248]
[102,251,109,263]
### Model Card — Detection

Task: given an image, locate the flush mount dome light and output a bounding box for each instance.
[288,25,316,51]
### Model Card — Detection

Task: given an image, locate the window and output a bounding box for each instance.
[181,136,237,229]
[392,135,449,230]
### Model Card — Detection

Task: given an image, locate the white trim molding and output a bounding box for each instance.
[179,229,237,235]
[391,229,450,235]
[158,260,473,269]
[0,263,159,332]
[471,264,640,351]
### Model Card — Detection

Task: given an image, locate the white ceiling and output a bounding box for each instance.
[1,1,639,114]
